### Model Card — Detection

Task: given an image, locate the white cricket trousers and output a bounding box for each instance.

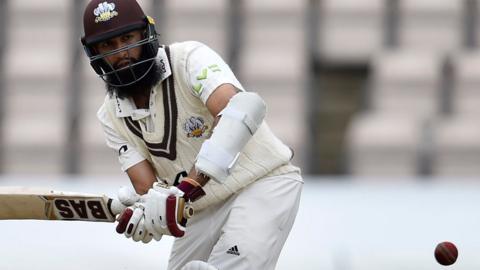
[168,171,303,270]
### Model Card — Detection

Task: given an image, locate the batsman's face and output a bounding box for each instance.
[94,30,143,69]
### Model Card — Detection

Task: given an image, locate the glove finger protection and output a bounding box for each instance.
[132,216,150,242]
[143,188,169,235]
[141,230,155,244]
[124,206,144,238]
[116,207,134,234]
[116,186,142,234]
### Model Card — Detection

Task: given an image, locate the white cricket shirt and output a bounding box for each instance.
[97,43,244,171]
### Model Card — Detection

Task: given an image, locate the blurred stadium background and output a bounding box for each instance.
[0,0,479,269]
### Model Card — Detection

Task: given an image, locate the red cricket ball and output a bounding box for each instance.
[434,241,458,266]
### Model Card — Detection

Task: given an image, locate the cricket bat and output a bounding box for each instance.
[0,186,125,222]
[0,186,194,224]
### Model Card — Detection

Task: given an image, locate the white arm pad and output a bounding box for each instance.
[195,92,266,183]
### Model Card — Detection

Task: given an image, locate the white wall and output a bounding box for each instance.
[0,176,478,269]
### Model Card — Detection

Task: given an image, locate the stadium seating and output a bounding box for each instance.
[346,113,423,176]
[369,50,443,116]
[3,0,309,174]
[430,116,480,176]
[3,0,69,174]
[3,0,480,177]
[162,0,227,56]
[240,0,307,166]
[398,0,463,53]
[318,0,384,64]
[345,0,480,177]
[451,51,480,115]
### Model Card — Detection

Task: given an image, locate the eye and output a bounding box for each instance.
[121,34,133,42]
[98,41,111,49]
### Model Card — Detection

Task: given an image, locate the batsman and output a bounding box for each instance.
[81,0,303,269]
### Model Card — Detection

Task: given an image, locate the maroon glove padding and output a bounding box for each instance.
[166,195,185,237]
[116,207,133,234]
[177,180,205,202]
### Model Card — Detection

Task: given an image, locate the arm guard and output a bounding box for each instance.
[195,92,266,183]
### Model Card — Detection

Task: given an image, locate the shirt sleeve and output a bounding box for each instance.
[185,42,245,104]
[97,103,146,172]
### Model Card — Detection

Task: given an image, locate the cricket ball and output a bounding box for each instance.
[434,241,458,266]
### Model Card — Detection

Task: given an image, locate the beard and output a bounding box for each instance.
[104,49,162,100]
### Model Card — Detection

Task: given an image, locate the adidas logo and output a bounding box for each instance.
[226,245,240,256]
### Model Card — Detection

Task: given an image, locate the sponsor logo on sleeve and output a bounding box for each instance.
[192,64,222,95]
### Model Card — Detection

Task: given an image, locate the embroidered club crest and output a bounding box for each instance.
[94,2,118,23]
[184,117,208,138]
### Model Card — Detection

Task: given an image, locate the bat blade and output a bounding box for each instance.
[0,187,124,222]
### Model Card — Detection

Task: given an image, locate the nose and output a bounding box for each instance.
[109,41,131,66]
[112,40,130,55]
[117,46,129,58]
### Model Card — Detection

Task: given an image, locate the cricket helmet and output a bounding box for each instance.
[81,0,160,87]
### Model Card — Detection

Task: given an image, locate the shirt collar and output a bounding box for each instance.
[113,46,172,118]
